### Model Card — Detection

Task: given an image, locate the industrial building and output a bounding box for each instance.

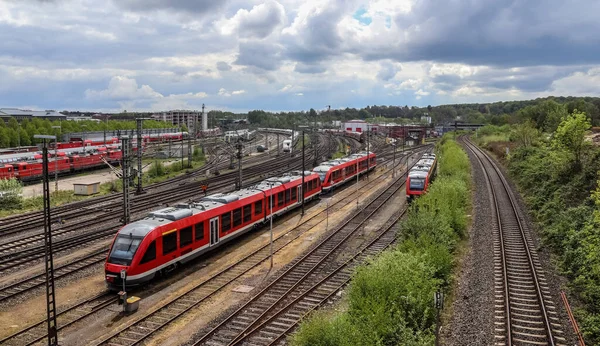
[0,108,66,122]
[152,110,208,132]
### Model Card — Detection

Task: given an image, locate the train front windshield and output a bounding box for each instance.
[409,178,425,191]
[108,235,143,266]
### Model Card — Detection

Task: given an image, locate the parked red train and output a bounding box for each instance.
[406,153,437,201]
[0,150,122,181]
[105,171,322,289]
[312,151,376,192]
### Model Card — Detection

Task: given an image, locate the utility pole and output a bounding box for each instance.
[51,126,61,193]
[34,134,59,346]
[392,137,397,177]
[301,131,305,216]
[236,139,243,190]
[180,139,184,170]
[103,115,108,145]
[366,126,370,181]
[187,114,193,168]
[135,118,148,195]
[121,136,131,225]
[313,131,318,167]
[276,133,280,156]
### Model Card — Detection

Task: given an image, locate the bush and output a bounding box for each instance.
[148,160,165,178]
[0,178,23,209]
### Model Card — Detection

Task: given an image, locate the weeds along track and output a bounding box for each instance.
[93,150,428,346]
[462,137,566,346]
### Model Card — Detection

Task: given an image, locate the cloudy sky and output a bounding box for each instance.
[1,0,599,113]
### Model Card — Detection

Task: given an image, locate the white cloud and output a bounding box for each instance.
[85,76,162,100]
[295,92,303,96]
[232,89,246,95]
[219,0,285,39]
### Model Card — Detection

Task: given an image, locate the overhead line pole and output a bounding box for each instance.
[34,134,59,346]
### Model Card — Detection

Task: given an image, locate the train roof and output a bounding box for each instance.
[116,170,317,238]
[408,170,428,179]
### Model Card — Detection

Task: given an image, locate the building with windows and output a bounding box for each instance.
[0,108,66,122]
[152,110,200,130]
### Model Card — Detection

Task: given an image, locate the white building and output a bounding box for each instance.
[342,120,380,133]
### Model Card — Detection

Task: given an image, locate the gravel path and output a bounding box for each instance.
[443,142,496,346]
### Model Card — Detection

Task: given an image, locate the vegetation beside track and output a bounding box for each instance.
[290,136,471,346]
[475,111,600,343]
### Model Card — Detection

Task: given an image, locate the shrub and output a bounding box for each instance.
[0,178,23,209]
[148,160,165,178]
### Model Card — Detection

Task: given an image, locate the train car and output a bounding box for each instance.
[282,139,292,153]
[313,151,376,193]
[104,170,322,289]
[0,165,15,179]
[406,153,437,201]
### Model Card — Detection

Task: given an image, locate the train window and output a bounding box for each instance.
[243,204,252,222]
[291,187,297,200]
[233,208,242,227]
[222,212,231,232]
[108,235,143,266]
[180,227,193,248]
[303,183,308,194]
[254,200,262,215]
[162,232,177,255]
[140,241,156,264]
[285,189,291,203]
[277,191,284,206]
[195,222,204,240]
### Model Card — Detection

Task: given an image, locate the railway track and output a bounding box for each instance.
[0,292,115,346]
[89,149,426,346]
[220,211,404,346]
[462,137,566,346]
[190,151,419,346]
[2,143,420,345]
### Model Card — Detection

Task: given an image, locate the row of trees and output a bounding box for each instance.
[240,96,600,128]
[0,117,175,148]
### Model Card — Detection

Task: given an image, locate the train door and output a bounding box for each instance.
[210,217,220,246]
[297,186,302,204]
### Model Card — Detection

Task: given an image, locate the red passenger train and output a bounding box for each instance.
[0,150,123,181]
[406,153,437,201]
[105,171,322,289]
[312,151,376,192]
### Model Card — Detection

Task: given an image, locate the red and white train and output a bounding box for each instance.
[105,171,322,289]
[312,151,376,192]
[406,153,437,201]
[0,148,122,181]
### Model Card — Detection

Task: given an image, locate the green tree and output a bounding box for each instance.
[511,120,540,148]
[552,110,592,165]
[7,117,18,130]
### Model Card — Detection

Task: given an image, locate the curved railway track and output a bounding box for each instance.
[462,137,566,346]
[89,149,426,346]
